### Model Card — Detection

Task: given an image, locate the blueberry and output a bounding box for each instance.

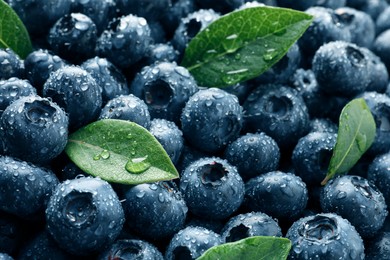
[96,14,153,69]
[362,47,389,93]
[194,0,244,13]
[224,132,280,181]
[130,62,198,124]
[1,95,68,164]
[0,156,59,219]
[312,41,373,97]
[117,0,171,22]
[375,6,390,35]
[172,9,220,58]
[292,132,337,186]
[143,43,179,65]
[0,49,24,81]
[122,181,188,241]
[320,175,388,237]
[181,88,243,153]
[278,0,346,10]
[180,157,244,220]
[8,0,72,36]
[245,171,308,220]
[24,49,65,93]
[309,118,338,134]
[0,253,13,260]
[286,213,365,259]
[81,57,129,104]
[223,82,253,105]
[361,0,389,21]
[221,212,282,243]
[185,217,224,234]
[98,94,151,129]
[175,145,209,174]
[0,212,22,255]
[98,239,164,260]
[149,119,184,165]
[365,231,390,259]
[367,152,390,206]
[60,162,87,181]
[298,7,351,59]
[42,65,102,130]
[357,91,390,157]
[165,226,223,260]
[160,0,196,38]
[46,177,125,255]
[48,13,98,63]
[373,29,390,71]
[243,84,310,150]
[0,78,36,116]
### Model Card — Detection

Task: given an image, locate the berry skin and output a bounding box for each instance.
[117,0,171,22]
[320,175,388,238]
[130,62,198,124]
[1,95,68,164]
[165,226,223,260]
[181,88,243,153]
[160,0,196,38]
[243,84,310,150]
[81,57,129,104]
[0,48,24,81]
[0,156,59,219]
[0,77,36,116]
[96,14,153,69]
[244,171,308,220]
[373,29,390,72]
[367,152,390,206]
[24,49,65,93]
[286,213,365,259]
[365,231,390,259]
[0,212,22,255]
[180,157,245,220]
[292,131,337,186]
[221,212,282,243]
[98,94,151,129]
[42,65,102,130]
[143,43,180,65]
[375,6,390,35]
[122,181,188,241]
[98,239,164,260]
[224,132,280,181]
[149,119,184,165]
[194,0,244,14]
[46,177,125,255]
[48,13,98,63]
[309,118,338,134]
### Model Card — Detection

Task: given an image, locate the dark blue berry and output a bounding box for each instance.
[0,49,24,81]
[194,0,244,13]
[0,156,59,219]
[181,88,243,153]
[309,118,338,134]
[24,49,65,93]
[243,84,310,150]
[42,65,102,130]
[292,132,337,186]
[1,95,68,164]
[98,239,164,260]
[376,6,390,35]
[122,181,188,241]
[149,119,184,165]
[221,212,282,243]
[96,14,153,69]
[278,0,346,10]
[130,62,198,124]
[60,162,87,181]
[0,77,36,116]
[160,0,196,38]
[373,29,390,71]
[360,0,389,21]
[362,47,389,93]
[46,177,125,255]
[244,171,308,220]
[321,175,388,237]
[365,231,390,259]
[98,94,151,129]
[165,226,223,260]
[0,253,13,260]
[176,145,209,174]
[0,212,22,255]
[286,213,365,259]
[144,43,179,65]
[117,0,171,22]
[368,152,390,206]
[81,57,129,104]
[180,157,244,220]
[223,82,253,105]
[224,132,280,181]
[185,217,224,234]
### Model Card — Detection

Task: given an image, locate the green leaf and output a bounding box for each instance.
[322,98,376,185]
[0,0,33,58]
[181,6,313,88]
[197,236,291,260]
[65,119,179,185]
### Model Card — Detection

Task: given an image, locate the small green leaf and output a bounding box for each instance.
[197,236,291,260]
[181,6,313,88]
[322,98,376,185]
[65,119,179,185]
[0,0,33,58]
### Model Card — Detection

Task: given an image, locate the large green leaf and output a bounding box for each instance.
[181,6,313,88]
[322,98,376,185]
[0,0,32,58]
[65,119,179,185]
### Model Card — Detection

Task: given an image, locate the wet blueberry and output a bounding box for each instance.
[373,29,390,72]
[98,239,164,260]
[0,48,24,81]
[365,231,390,259]
[368,152,390,206]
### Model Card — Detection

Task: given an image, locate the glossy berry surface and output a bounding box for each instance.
[367,152,390,207]
[0,48,24,81]
[98,239,164,260]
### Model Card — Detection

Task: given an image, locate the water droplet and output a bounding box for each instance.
[94,149,110,160]
[263,48,278,61]
[125,156,151,174]
[337,191,347,199]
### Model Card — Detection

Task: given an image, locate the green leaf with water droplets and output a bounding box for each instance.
[322,98,376,185]
[0,0,33,58]
[197,236,291,260]
[65,119,179,185]
[181,6,313,88]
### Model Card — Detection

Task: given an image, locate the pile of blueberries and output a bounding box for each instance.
[1,0,390,259]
